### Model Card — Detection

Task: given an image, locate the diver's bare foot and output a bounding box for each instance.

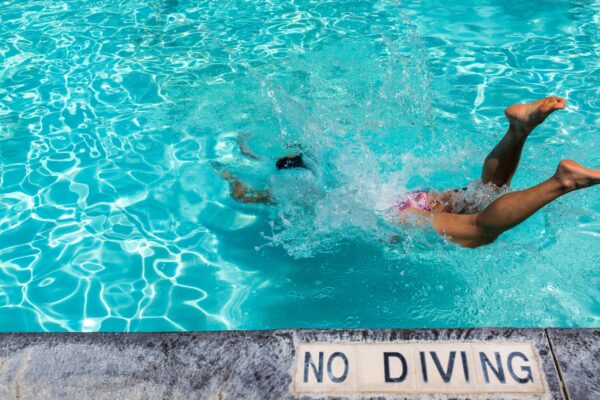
[505,96,566,135]
[554,160,600,191]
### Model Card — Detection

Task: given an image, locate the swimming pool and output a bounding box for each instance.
[0,0,598,332]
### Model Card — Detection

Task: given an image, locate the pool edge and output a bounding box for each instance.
[0,328,597,399]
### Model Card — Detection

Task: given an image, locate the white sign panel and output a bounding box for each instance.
[294,342,545,394]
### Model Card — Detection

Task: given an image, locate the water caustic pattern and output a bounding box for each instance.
[0,0,598,331]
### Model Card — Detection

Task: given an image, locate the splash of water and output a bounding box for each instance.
[250,24,442,257]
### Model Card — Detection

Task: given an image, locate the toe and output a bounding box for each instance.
[548,96,566,107]
[540,96,566,112]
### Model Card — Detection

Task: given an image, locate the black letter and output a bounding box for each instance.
[430,351,456,383]
[419,351,428,382]
[304,351,323,383]
[479,352,505,383]
[507,352,533,384]
[383,352,407,383]
[461,351,470,382]
[327,352,349,383]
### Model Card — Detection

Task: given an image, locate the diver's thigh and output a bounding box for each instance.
[430,212,486,247]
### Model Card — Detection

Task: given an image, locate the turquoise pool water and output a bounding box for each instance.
[0,0,598,331]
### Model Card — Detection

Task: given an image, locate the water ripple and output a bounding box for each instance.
[0,0,598,330]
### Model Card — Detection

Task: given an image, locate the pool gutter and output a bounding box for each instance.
[0,328,597,399]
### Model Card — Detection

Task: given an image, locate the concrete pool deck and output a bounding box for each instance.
[0,329,597,399]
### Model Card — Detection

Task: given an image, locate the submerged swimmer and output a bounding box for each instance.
[217,96,600,248]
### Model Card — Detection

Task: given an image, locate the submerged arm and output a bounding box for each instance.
[219,169,274,204]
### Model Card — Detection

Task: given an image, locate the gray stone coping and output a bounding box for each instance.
[0,329,596,400]
[547,329,599,400]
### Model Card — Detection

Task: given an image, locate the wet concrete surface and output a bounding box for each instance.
[0,329,596,400]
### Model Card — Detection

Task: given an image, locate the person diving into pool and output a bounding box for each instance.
[216,96,600,248]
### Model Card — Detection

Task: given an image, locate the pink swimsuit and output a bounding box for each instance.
[396,191,431,212]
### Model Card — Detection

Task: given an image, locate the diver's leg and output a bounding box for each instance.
[428,212,484,248]
[481,96,565,187]
[431,160,600,247]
